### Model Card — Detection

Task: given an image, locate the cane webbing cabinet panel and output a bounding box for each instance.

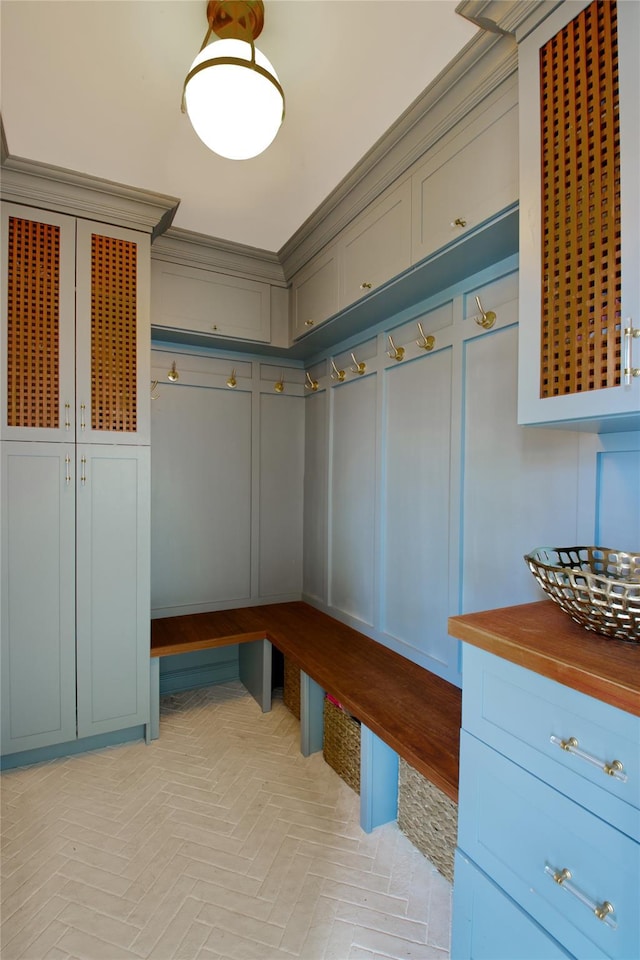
[6,215,61,429]
[539,0,621,398]
[90,234,138,434]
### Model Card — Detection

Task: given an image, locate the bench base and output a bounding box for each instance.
[148,637,273,741]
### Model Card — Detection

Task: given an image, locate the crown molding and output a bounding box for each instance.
[0,117,9,165]
[278,27,517,280]
[151,226,287,286]
[0,153,180,239]
[456,0,564,40]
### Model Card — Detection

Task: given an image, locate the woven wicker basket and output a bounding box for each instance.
[323,697,360,794]
[397,758,457,883]
[283,658,300,719]
[524,546,640,642]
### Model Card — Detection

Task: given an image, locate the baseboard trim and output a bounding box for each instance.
[0,725,146,770]
[160,661,239,696]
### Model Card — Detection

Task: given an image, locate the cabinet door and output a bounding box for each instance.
[291,243,340,339]
[1,203,77,442]
[76,445,150,737]
[411,97,518,264]
[151,260,271,344]
[1,441,76,754]
[341,179,411,309]
[517,0,640,429]
[75,220,151,445]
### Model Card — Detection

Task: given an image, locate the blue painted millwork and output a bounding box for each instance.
[452,853,573,960]
[359,725,399,833]
[594,432,640,549]
[300,671,325,757]
[159,648,239,695]
[0,725,146,771]
[238,639,273,713]
[453,645,640,960]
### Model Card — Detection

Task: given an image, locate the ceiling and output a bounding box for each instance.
[0,1,477,253]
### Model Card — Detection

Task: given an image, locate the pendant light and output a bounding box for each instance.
[182,0,285,160]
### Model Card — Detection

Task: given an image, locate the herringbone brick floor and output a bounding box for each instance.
[1,682,452,960]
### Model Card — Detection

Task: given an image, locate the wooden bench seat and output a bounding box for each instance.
[151,601,461,804]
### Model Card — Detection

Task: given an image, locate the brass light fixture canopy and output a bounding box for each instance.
[206,0,264,42]
[183,0,284,160]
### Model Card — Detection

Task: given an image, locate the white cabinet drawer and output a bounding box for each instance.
[462,646,640,840]
[452,851,573,960]
[458,732,640,960]
[151,261,271,343]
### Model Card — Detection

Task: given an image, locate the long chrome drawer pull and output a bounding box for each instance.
[544,865,617,929]
[550,735,628,782]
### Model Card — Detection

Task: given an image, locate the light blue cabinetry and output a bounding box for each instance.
[452,645,640,960]
[453,852,573,960]
[1,203,151,763]
[302,260,595,686]
[76,446,150,738]
[1,442,76,754]
[517,0,640,431]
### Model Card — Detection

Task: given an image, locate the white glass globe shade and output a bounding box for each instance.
[184,38,283,160]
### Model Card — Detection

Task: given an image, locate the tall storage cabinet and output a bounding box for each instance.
[1,201,150,757]
[517,0,640,430]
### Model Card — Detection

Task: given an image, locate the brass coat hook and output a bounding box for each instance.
[226,369,237,388]
[416,322,435,351]
[151,379,160,400]
[387,334,405,361]
[274,371,285,393]
[305,371,319,392]
[330,359,345,382]
[167,361,179,381]
[474,295,496,330]
[350,352,366,376]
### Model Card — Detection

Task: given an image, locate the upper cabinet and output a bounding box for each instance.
[151,261,271,345]
[290,77,519,347]
[340,179,412,310]
[291,241,340,339]
[292,179,412,340]
[1,202,150,444]
[411,90,518,265]
[517,0,640,431]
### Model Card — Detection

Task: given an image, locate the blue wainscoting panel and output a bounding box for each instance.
[595,436,640,549]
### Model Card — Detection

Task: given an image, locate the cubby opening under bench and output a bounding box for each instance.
[151,601,462,835]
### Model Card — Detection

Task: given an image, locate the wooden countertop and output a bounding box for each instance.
[152,602,462,801]
[448,600,640,716]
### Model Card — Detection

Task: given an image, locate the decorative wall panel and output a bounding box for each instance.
[539,0,621,397]
[91,234,137,432]
[6,216,60,428]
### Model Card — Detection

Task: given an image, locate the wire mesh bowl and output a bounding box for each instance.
[524,546,640,642]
